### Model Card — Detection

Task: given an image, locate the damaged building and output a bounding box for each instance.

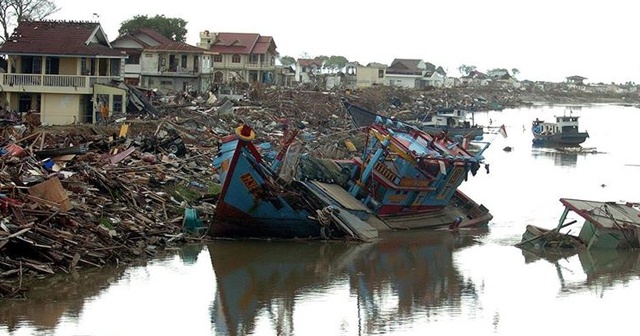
[111,28,215,93]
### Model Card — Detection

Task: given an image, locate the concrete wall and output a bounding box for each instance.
[141,52,160,73]
[386,75,417,88]
[41,93,82,125]
[356,67,385,88]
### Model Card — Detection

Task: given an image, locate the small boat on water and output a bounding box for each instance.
[531,115,589,146]
[343,100,484,140]
[210,108,493,241]
[517,198,640,250]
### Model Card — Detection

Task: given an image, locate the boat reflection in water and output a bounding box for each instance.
[520,247,640,293]
[208,229,488,335]
[530,145,599,168]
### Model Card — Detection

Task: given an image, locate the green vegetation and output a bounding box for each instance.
[118,15,188,42]
[99,217,113,229]
[279,56,296,66]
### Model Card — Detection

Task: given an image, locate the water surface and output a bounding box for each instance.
[2,104,640,336]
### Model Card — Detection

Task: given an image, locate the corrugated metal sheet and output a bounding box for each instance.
[562,198,640,229]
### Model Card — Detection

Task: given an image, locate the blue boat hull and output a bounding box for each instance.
[212,135,326,239]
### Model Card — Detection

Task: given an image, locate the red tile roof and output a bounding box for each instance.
[111,28,174,49]
[145,41,208,53]
[209,33,276,55]
[137,28,173,44]
[298,58,323,67]
[0,20,125,57]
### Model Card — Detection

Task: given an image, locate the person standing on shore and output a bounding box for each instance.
[99,101,109,125]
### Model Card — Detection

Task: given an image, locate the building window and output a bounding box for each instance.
[45,57,60,75]
[378,69,384,78]
[161,80,172,85]
[214,71,224,83]
[30,56,42,74]
[113,95,123,113]
[125,54,140,64]
[81,58,88,75]
[181,55,187,68]
[110,59,121,76]
[213,54,222,62]
[232,54,241,63]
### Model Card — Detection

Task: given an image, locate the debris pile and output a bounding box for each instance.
[0,123,220,298]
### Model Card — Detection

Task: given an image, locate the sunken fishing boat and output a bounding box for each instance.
[517,198,640,250]
[210,109,493,241]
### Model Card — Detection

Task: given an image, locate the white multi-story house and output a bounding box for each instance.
[0,20,127,125]
[111,28,215,93]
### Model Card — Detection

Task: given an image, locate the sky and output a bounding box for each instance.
[48,0,639,84]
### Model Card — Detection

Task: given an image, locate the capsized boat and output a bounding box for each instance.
[211,112,493,240]
[337,115,492,229]
[517,198,640,250]
[531,115,589,146]
[211,125,380,241]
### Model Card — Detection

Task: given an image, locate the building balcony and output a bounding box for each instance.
[0,73,121,94]
[246,62,276,70]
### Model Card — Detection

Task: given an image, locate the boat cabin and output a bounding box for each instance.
[422,109,474,128]
[556,116,581,134]
[532,116,582,135]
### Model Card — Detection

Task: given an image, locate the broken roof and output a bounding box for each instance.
[0,20,125,57]
[298,58,324,67]
[111,28,174,48]
[209,32,277,55]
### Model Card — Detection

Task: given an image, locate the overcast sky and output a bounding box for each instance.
[49,0,639,84]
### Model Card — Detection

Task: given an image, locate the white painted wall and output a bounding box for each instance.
[386,75,418,88]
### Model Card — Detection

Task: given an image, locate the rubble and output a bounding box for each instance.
[0,121,219,298]
[1,83,637,298]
